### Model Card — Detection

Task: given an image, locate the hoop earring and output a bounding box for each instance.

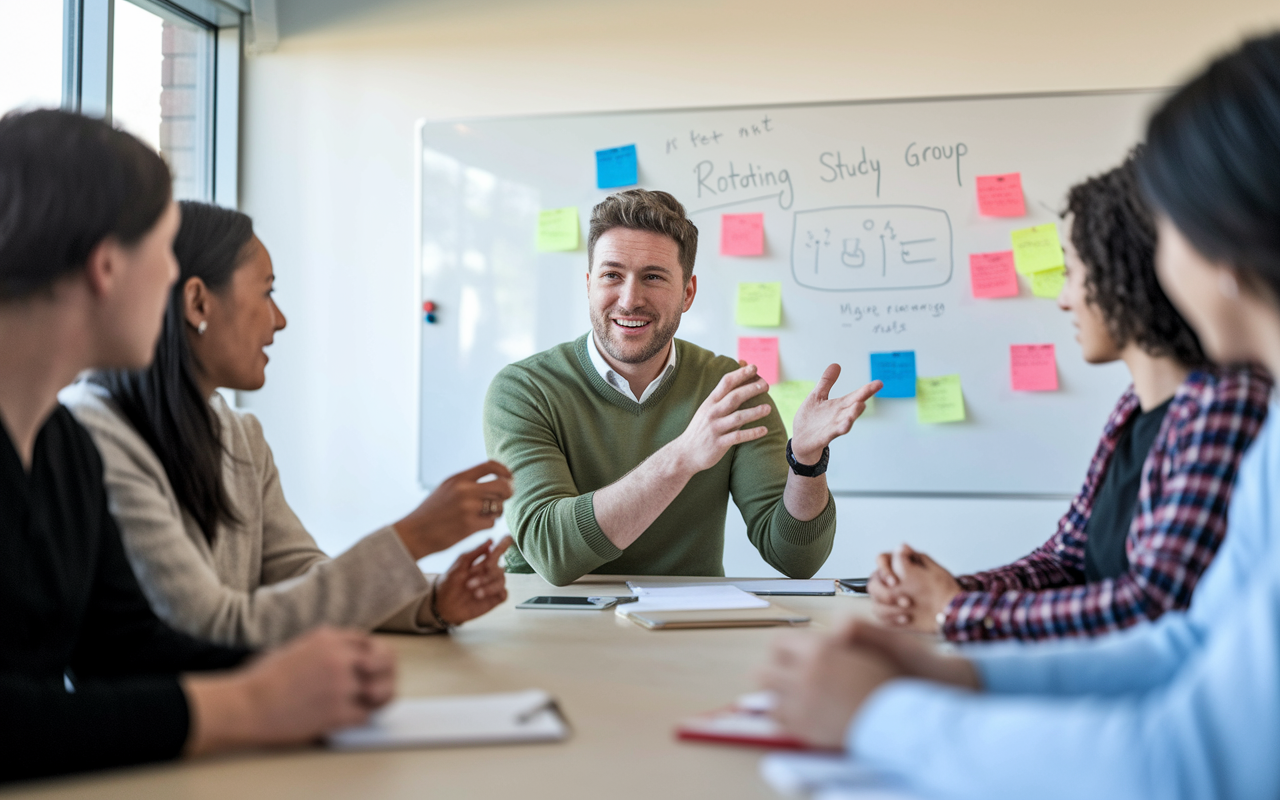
[197,320,208,335]
[1218,272,1240,299]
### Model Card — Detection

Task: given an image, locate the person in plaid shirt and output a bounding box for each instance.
[867,153,1272,642]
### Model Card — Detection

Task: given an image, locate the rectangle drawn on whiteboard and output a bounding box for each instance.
[791,205,953,292]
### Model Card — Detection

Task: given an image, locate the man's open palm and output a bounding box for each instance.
[790,364,881,463]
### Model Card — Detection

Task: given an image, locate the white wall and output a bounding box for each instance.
[239,0,1280,578]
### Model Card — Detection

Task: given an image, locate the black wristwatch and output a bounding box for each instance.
[786,438,830,477]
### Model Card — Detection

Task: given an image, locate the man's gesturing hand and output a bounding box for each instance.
[673,363,772,474]
[790,365,881,464]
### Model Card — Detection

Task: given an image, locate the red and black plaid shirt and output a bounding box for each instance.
[943,367,1272,642]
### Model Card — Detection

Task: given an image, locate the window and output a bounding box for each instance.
[64,0,247,205]
[112,1,212,200]
[0,0,64,114]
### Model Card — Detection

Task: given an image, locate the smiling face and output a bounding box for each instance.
[1058,215,1123,364]
[187,236,287,392]
[586,227,696,367]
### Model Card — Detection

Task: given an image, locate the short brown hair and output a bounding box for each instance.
[587,189,699,283]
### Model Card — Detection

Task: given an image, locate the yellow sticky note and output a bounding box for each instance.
[1030,267,1065,298]
[916,374,966,424]
[736,282,783,327]
[1010,223,1064,275]
[536,207,579,252]
[769,380,814,436]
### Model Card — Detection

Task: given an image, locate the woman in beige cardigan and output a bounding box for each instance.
[62,201,514,648]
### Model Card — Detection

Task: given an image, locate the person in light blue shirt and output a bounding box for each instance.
[759,31,1280,800]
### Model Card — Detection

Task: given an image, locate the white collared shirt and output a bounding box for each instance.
[587,331,678,404]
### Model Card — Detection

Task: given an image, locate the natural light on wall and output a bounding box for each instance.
[0,0,63,114]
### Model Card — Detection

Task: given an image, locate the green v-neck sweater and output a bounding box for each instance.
[483,334,836,586]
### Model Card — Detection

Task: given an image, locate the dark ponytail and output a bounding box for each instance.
[1137,32,1280,302]
[93,201,255,544]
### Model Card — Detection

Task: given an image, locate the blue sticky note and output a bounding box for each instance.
[596,144,638,189]
[870,351,917,398]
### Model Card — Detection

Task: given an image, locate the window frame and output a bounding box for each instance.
[62,0,246,206]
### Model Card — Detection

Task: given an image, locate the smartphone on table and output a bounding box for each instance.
[515,596,619,610]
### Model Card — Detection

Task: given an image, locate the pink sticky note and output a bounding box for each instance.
[976,173,1026,217]
[738,336,779,384]
[721,213,765,256]
[1011,344,1058,391]
[969,251,1019,298]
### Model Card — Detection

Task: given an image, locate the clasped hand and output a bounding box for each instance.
[868,543,962,634]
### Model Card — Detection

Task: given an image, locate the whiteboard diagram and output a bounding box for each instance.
[791,205,953,292]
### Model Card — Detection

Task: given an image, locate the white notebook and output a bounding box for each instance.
[617,584,770,617]
[627,579,836,596]
[328,689,568,751]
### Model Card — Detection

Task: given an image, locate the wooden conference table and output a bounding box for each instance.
[5,574,877,800]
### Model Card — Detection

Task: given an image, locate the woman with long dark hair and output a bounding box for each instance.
[63,201,514,648]
[0,109,395,783]
[760,33,1280,799]
[866,154,1270,642]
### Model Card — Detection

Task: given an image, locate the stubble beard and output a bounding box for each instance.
[592,308,681,365]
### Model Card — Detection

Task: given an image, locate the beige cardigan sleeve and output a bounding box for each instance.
[63,385,445,649]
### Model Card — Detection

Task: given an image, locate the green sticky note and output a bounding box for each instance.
[1010,223,1064,275]
[769,380,815,436]
[1030,266,1066,298]
[916,374,966,424]
[536,207,579,252]
[736,282,783,327]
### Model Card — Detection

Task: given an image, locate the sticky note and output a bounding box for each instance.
[736,282,782,327]
[969,251,1019,299]
[769,380,815,437]
[869,351,917,398]
[1010,344,1058,391]
[975,173,1026,217]
[916,374,966,424]
[721,213,765,256]
[595,144,638,189]
[737,337,779,384]
[1010,223,1064,275]
[535,207,579,252]
[1030,267,1066,298]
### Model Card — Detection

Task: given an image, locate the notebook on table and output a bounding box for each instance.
[624,606,811,630]
[328,689,569,751]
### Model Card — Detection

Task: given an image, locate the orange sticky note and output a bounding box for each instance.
[969,251,1019,298]
[737,336,779,384]
[721,213,764,256]
[1011,344,1058,391]
[975,173,1026,217]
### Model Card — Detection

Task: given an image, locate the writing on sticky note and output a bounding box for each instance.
[975,173,1026,216]
[916,374,965,424]
[535,207,579,252]
[736,282,782,327]
[1031,267,1065,298]
[769,380,815,437]
[1011,344,1058,391]
[969,251,1019,298]
[1010,223,1064,275]
[869,351,917,398]
[721,213,765,256]
[738,337,779,384]
[596,144,638,189]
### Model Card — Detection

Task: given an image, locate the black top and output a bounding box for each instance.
[0,405,249,784]
[1084,398,1173,582]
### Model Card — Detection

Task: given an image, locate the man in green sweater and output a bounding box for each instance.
[484,190,880,585]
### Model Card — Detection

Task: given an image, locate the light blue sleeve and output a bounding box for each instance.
[847,413,1280,800]
[851,553,1280,800]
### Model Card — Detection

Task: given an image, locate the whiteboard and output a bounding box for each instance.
[416,90,1163,496]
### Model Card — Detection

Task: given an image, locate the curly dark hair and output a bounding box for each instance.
[1064,150,1207,368]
